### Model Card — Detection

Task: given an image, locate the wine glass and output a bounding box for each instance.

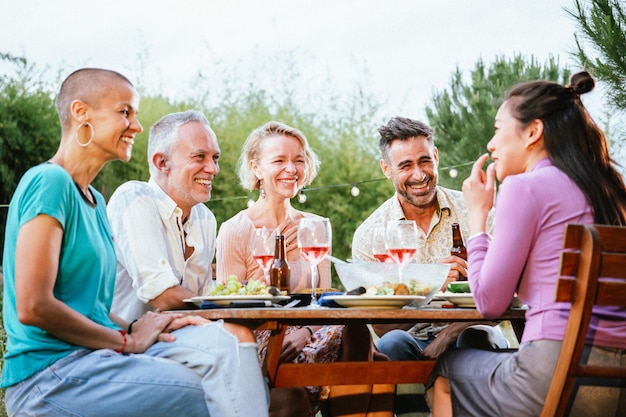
[385,220,418,282]
[297,217,332,308]
[372,226,392,263]
[251,227,275,285]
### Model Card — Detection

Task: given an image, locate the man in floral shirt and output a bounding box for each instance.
[352,116,503,415]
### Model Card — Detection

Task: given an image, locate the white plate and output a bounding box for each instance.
[184,295,290,306]
[439,293,475,307]
[438,293,525,309]
[324,295,426,309]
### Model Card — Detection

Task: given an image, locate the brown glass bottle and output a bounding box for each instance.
[270,234,291,292]
[451,223,468,281]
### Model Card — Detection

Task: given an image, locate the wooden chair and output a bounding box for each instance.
[540,224,626,417]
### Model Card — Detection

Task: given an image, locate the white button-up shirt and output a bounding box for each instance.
[108,178,216,321]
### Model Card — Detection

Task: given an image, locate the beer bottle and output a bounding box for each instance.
[270,234,291,292]
[451,223,468,281]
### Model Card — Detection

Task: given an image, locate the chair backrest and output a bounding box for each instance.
[540,224,626,417]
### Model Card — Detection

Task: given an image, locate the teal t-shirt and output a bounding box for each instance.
[1,163,119,387]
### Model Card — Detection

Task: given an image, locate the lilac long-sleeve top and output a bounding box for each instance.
[468,158,626,348]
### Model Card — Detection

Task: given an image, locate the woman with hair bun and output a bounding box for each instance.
[427,71,626,417]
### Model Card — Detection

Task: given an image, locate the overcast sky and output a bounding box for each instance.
[2,0,597,122]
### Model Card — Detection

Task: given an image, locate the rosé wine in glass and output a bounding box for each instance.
[372,226,393,263]
[297,218,332,308]
[385,220,418,282]
[387,248,417,265]
[373,253,393,263]
[251,227,274,285]
[253,254,274,270]
[300,246,330,264]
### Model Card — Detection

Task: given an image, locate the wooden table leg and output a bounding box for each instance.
[262,320,285,387]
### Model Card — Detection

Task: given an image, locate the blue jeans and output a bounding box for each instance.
[377,329,436,361]
[5,322,269,417]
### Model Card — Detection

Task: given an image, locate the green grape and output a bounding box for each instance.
[207,275,274,296]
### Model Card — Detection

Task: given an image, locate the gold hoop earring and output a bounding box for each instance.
[75,122,95,147]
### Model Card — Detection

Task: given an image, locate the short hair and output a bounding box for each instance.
[238,121,320,190]
[378,117,434,162]
[55,68,134,130]
[147,110,212,177]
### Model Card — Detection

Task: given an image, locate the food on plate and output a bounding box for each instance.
[295,287,338,295]
[209,275,285,296]
[364,280,433,296]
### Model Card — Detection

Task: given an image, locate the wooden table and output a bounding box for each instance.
[171,306,526,387]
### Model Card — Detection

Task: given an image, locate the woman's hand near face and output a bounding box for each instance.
[462,153,496,236]
[282,220,299,250]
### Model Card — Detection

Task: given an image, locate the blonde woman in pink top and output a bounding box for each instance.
[217,121,391,417]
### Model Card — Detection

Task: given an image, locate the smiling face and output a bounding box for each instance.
[86,77,142,162]
[161,121,220,215]
[381,136,439,210]
[487,100,531,181]
[252,134,305,200]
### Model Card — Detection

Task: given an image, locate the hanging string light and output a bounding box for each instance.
[0,161,480,208]
[446,160,475,178]
[204,160,477,205]
[350,183,360,197]
[297,189,307,203]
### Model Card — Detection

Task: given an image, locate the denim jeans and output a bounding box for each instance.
[377,329,436,361]
[5,322,269,417]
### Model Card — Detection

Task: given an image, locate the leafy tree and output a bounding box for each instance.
[567,0,626,111]
[0,55,60,253]
[425,54,570,189]
[200,80,392,282]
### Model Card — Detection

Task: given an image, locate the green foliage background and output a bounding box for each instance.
[0,55,396,284]
[1,1,625,412]
[428,54,571,189]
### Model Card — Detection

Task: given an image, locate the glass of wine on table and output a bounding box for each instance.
[251,226,275,285]
[297,217,332,308]
[385,220,418,283]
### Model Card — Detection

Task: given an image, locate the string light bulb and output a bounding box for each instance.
[350,184,360,197]
[247,194,255,208]
[448,167,458,178]
[297,189,307,203]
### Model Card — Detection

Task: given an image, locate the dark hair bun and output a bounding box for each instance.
[569,71,595,95]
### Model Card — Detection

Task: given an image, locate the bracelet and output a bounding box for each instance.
[115,330,127,353]
[303,326,313,337]
[128,319,138,334]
